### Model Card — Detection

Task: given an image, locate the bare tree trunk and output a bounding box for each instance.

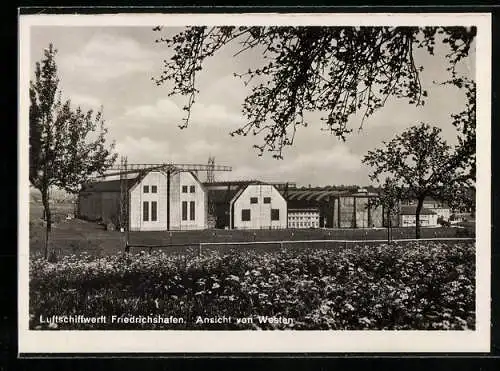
[387,210,392,244]
[41,188,52,259]
[415,198,424,239]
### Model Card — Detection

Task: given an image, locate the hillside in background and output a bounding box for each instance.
[29,186,75,203]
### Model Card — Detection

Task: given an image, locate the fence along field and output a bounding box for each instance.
[29,204,475,258]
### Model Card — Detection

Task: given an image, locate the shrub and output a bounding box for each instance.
[29,241,475,330]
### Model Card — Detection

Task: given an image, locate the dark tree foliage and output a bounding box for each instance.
[362,123,473,239]
[153,26,475,159]
[30,44,117,259]
[448,77,476,183]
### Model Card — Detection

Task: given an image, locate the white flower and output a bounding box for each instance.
[344,303,355,311]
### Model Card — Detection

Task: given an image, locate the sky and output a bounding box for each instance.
[29,25,475,187]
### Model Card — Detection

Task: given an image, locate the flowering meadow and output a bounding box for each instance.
[29,241,475,330]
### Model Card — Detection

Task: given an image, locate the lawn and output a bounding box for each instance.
[28,201,475,257]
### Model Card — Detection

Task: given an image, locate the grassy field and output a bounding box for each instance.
[28,201,475,258]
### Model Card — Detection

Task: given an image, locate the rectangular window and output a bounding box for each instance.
[263,197,271,204]
[151,201,157,221]
[241,209,251,221]
[250,197,258,204]
[182,185,188,193]
[143,185,149,193]
[190,185,195,193]
[143,201,149,221]
[190,201,195,221]
[271,209,280,221]
[182,201,188,221]
[151,185,157,193]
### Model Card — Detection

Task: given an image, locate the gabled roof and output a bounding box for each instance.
[400,205,437,215]
[229,182,284,206]
[204,180,271,205]
[202,180,265,188]
[81,170,204,194]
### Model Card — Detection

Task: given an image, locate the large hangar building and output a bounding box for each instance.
[283,188,393,228]
[78,161,413,231]
[79,170,208,231]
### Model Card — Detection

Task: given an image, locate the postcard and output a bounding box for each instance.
[18,11,491,354]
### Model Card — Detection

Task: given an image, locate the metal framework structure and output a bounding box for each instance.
[95,162,232,178]
[207,156,216,183]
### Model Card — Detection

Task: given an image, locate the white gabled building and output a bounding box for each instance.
[80,170,207,232]
[129,171,169,231]
[129,170,207,231]
[229,183,287,230]
[169,171,208,231]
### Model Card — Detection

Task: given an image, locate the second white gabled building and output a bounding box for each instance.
[229,183,287,230]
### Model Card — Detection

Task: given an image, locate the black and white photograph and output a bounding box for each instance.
[18,12,491,353]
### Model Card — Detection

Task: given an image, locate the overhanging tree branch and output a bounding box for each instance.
[153,26,475,159]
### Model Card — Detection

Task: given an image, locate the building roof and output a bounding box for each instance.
[80,177,138,193]
[204,181,256,204]
[205,180,288,205]
[229,182,285,206]
[202,180,265,187]
[284,189,372,202]
[207,188,243,204]
[288,208,320,213]
[286,198,323,209]
[400,205,437,215]
[81,170,205,194]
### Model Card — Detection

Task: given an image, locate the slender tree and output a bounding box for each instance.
[153,26,475,159]
[368,177,402,243]
[362,123,473,239]
[30,44,117,259]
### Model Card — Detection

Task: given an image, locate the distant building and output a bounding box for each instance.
[333,188,385,228]
[333,188,389,228]
[403,198,452,222]
[288,208,320,228]
[399,205,438,227]
[423,199,451,221]
[284,187,387,228]
[284,189,343,228]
